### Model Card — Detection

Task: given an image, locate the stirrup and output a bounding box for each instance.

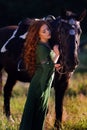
[17,59,26,71]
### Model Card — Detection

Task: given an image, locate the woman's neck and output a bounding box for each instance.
[40,39,48,43]
[39,41,51,49]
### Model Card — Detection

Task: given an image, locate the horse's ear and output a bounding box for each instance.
[77,9,87,21]
[43,15,56,22]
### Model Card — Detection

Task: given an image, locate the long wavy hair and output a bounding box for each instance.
[23,20,51,77]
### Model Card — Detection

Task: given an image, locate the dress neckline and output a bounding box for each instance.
[39,42,51,50]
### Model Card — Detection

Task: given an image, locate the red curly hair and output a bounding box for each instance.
[23,20,51,77]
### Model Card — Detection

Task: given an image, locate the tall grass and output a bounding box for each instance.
[0,72,87,130]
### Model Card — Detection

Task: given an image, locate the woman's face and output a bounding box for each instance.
[39,24,51,43]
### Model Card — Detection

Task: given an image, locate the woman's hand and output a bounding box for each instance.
[52,45,60,63]
[54,63,61,71]
[53,46,61,71]
[53,45,60,56]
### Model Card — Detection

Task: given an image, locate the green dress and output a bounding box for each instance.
[19,42,54,130]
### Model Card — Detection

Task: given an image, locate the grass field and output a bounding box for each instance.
[0,48,87,130]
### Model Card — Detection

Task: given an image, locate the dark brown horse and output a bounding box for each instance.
[0,10,86,129]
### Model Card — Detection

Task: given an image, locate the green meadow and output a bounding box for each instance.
[0,44,87,130]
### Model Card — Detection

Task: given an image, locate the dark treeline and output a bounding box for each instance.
[0,0,87,33]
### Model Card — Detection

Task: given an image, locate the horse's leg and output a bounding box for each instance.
[3,74,16,119]
[54,73,69,129]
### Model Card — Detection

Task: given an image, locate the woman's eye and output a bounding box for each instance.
[42,28,50,33]
[42,30,46,33]
[47,28,50,31]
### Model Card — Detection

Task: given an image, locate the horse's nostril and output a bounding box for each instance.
[65,58,79,71]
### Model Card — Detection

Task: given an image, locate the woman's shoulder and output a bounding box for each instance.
[36,42,50,56]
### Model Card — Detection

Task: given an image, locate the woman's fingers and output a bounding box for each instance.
[53,45,60,56]
[54,64,61,70]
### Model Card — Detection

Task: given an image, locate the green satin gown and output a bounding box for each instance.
[19,42,55,130]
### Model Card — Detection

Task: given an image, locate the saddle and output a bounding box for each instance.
[4,15,56,71]
[3,18,32,59]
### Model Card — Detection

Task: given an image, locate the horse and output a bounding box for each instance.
[0,10,86,129]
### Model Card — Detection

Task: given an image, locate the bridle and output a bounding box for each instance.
[54,18,81,75]
[56,66,68,74]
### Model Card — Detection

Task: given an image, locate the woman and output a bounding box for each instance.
[19,20,60,130]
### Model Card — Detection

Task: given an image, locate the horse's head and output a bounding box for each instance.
[50,10,86,73]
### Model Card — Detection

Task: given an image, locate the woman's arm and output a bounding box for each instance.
[53,45,61,70]
[52,45,60,63]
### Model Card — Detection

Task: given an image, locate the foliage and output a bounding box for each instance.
[76,47,87,73]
